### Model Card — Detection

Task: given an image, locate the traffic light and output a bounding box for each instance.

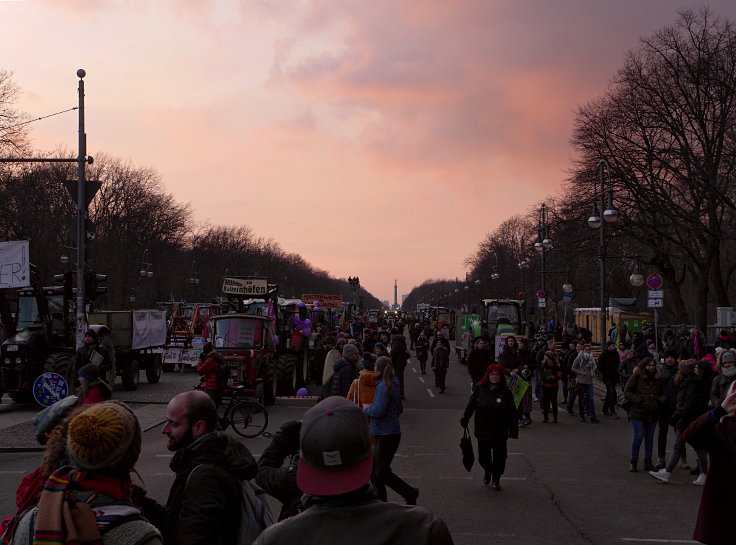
[53,271,73,300]
[84,270,108,299]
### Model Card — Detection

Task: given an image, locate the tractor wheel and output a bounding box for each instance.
[43,352,74,384]
[275,353,297,396]
[122,358,140,391]
[146,354,162,384]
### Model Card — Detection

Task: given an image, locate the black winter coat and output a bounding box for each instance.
[390,334,409,370]
[624,370,664,423]
[164,431,258,545]
[462,384,519,441]
[671,374,706,431]
[467,348,493,383]
[598,350,621,382]
[256,429,302,521]
[330,358,358,398]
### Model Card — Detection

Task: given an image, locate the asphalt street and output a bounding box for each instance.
[0,351,704,545]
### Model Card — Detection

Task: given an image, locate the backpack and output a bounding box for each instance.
[187,465,275,545]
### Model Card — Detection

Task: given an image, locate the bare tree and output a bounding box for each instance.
[0,70,29,155]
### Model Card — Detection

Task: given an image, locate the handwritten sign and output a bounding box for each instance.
[0,240,30,289]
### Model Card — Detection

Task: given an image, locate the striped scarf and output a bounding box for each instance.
[32,467,137,545]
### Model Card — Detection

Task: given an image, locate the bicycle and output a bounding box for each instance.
[197,383,269,438]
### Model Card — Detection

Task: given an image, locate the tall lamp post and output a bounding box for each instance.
[587,159,619,346]
[189,260,200,300]
[129,249,154,305]
[534,203,554,321]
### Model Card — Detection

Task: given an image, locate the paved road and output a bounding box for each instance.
[0,351,704,544]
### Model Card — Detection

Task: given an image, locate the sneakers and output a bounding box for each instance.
[629,461,638,472]
[692,473,706,486]
[519,417,531,428]
[649,469,671,483]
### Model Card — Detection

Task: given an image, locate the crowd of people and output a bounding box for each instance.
[3,314,736,545]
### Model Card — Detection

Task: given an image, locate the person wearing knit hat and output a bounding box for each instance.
[325,342,361,398]
[77,363,112,406]
[461,363,518,490]
[74,327,111,373]
[650,359,709,485]
[8,401,162,545]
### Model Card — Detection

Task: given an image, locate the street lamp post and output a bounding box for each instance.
[189,260,200,300]
[587,159,619,346]
[129,248,154,305]
[535,203,554,321]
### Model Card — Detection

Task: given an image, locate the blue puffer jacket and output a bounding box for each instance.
[365,377,402,436]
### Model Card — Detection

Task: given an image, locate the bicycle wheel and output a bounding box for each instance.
[230,401,268,438]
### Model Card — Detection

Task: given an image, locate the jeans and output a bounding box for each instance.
[371,434,415,502]
[602,376,618,414]
[560,376,569,403]
[477,437,508,479]
[533,370,541,399]
[630,418,656,461]
[579,383,597,419]
[567,386,583,414]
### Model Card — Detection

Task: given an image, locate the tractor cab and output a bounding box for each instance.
[210,314,276,403]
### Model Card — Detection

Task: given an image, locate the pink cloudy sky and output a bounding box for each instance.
[1,0,734,303]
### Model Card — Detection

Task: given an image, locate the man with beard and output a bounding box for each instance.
[162,390,258,545]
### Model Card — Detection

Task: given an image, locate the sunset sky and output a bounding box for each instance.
[2,0,734,303]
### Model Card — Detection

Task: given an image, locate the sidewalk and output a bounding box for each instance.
[0,402,169,453]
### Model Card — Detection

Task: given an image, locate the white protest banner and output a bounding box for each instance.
[222,277,268,296]
[0,240,30,289]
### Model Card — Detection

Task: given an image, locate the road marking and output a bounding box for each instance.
[500,477,527,480]
[0,470,25,474]
[426,388,435,398]
[620,539,698,544]
[418,377,425,384]
[413,453,444,456]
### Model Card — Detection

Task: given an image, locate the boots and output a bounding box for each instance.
[491,475,501,491]
[629,460,638,472]
[643,459,654,472]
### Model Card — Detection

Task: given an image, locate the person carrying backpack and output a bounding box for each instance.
[197,342,226,407]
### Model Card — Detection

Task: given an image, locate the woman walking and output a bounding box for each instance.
[540,351,561,423]
[649,360,709,484]
[415,331,429,374]
[571,344,600,423]
[623,357,664,472]
[364,357,419,504]
[460,364,519,490]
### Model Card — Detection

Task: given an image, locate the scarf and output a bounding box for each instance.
[33,467,138,545]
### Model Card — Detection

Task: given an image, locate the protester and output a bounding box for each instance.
[710,349,736,409]
[347,356,378,408]
[415,331,430,374]
[196,341,225,407]
[8,401,161,545]
[256,420,303,521]
[253,396,453,544]
[649,360,708,485]
[390,328,410,399]
[76,363,112,405]
[74,328,111,371]
[328,344,361,397]
[517,338,534,426]
[599,341,621,418]
[571,344,600,423]
[656,352,679,469]
[364,357,419,504]
[682,384,736,545]
[467,338,493,386]
[432,337,450,394]
[497,336,519,372]
[162,390,259,544]
[321,337,340,387]
[623,357,664,472]
[539,351,561,423]
[460,364,519,490]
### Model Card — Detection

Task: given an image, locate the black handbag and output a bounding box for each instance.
[460,427,474,472]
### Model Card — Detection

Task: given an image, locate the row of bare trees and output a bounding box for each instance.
[0,79,380,309]
[405,10,736,331]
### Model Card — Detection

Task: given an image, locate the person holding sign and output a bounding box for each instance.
[74,329,111,373]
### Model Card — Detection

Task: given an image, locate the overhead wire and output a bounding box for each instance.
[2,106,78,130]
